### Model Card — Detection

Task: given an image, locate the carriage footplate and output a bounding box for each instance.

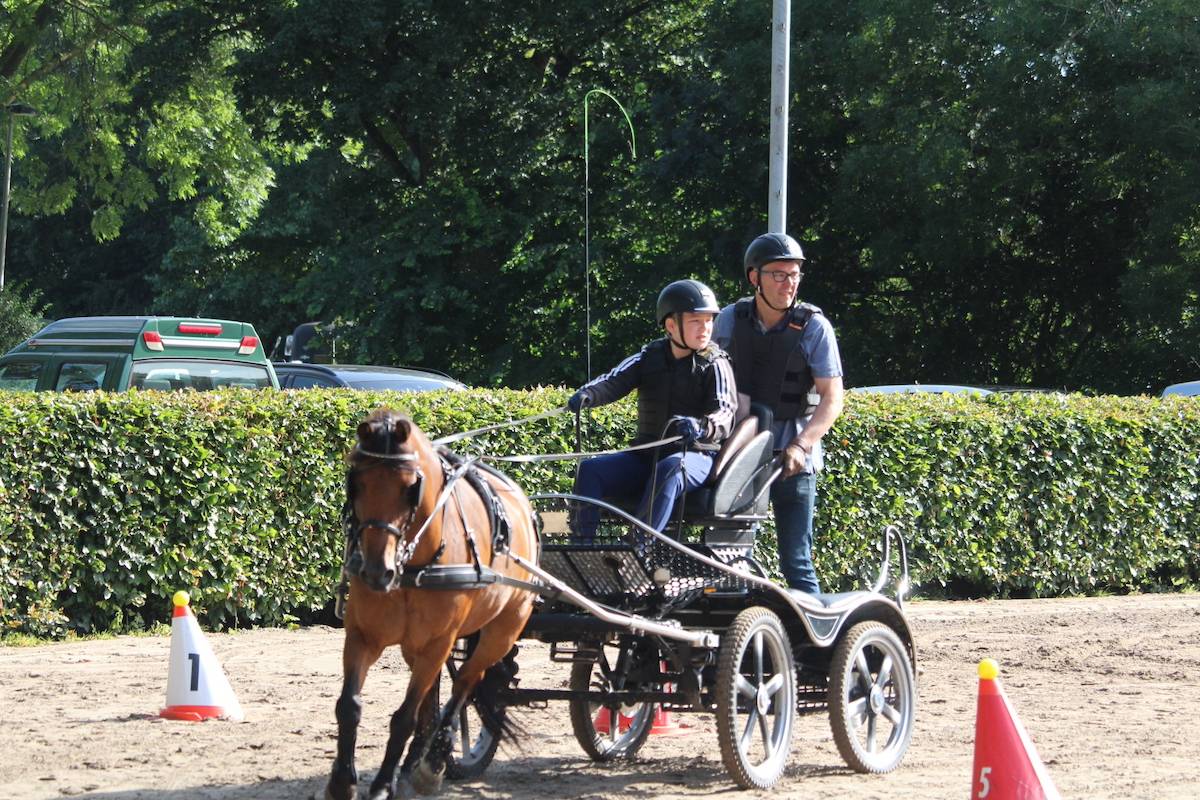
[534,495,755,606]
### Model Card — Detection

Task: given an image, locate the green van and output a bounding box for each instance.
[0,316,279,392]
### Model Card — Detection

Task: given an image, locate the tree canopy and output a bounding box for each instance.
[1,0,1196,393]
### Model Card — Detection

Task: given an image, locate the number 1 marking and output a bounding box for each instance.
[188,652,200,691]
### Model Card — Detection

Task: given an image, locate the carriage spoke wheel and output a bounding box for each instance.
[715,607,796,789]
[828,621,916,774]
[442,645,502,780]
[568,645,656,761]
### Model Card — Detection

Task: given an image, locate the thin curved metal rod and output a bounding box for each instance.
[583,88,637,381]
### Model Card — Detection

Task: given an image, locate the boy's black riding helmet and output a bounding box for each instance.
[656,280,721,324]
[743,232,805,280]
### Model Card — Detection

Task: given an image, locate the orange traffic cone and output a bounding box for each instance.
[592,706,634,734]
[593,705,689,735]
[648,705,687,735]
[160,591,244,722]
[971,658,1060,800]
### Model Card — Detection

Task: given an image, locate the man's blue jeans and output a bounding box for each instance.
[771,470,820,594]
[573,450,714,536]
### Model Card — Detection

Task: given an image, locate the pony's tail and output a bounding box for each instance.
[473,646,526,749]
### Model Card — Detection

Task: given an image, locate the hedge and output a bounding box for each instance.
[0,388,1196,637]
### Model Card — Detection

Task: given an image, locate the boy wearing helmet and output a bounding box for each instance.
[714,233,845,595]
[567,279,738,537]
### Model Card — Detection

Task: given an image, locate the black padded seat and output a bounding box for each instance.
[684,418,774,519]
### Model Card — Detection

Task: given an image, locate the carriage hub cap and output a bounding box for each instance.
[756,683,771,715]
[869,685,885,714]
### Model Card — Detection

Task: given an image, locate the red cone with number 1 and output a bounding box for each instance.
[160,591,244,722]
[970,658,1060,800]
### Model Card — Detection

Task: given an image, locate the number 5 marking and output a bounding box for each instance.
[977,765,992,798]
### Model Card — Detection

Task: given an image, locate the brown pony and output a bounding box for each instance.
[325,409,539,800]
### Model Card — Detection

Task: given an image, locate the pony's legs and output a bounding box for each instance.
[326,631,383,800]
[367,650,447,800]
[397,685,440,782]
[412,608,528,793]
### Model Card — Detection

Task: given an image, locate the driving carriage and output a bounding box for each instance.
[328,407,916,798]
[439,408,917,790]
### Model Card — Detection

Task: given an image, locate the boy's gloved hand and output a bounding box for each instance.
[567,388,593,413]
[669,415,703,445]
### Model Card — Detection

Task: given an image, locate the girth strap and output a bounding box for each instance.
[396,563,542,593]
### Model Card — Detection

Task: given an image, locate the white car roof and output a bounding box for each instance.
[1161,380,1200,397]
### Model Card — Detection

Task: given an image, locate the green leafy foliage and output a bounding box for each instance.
[0,281,45,352]
[820,392,1200,597]
[1,387,1195,638]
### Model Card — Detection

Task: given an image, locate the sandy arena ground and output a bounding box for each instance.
[1,593,1198,799]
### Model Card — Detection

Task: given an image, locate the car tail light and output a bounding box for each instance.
[178,322,223,335]
[238,336,259,355]
[143,331,164,351]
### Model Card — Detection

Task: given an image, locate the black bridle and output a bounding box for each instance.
[347,448,427,568]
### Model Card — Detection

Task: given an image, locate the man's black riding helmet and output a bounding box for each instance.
[743,232,805,280]
[656,279,721,325]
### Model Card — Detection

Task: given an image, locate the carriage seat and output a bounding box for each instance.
[594,414,774,525]
[681,415,774,519]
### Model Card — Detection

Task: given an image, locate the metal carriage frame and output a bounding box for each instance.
[436,415,919,790]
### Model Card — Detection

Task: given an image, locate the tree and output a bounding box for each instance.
[776,0,1200,392]
[0,0,274,263]
[0,280,46,351]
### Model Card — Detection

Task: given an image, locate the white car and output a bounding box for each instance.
[848,384,993,396]
[1161,380,1200,397]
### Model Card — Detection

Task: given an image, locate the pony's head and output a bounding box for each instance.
[347,409,429,591]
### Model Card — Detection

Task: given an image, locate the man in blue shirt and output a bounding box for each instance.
[568,280,738,537]
[714,233,844,594]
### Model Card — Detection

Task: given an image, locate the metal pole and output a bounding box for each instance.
[0,113,14,292]
[767,0,790,234]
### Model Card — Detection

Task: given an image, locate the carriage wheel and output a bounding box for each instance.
[715,606,796,789]
[568,648,656,761]
[442,644,503,780]
[827,621,916,774]
[443,698,500,780]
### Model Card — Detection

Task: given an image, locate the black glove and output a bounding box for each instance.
[567,388,593,413]
[669,415,704,445]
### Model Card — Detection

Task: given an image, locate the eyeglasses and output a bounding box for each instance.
[760,269,803,284]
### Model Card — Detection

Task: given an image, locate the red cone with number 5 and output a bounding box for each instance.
[970,658,1060,799]
[160,591,244,722]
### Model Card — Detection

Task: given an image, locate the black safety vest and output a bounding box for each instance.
[730,298,822,420]
[635,338,726,447]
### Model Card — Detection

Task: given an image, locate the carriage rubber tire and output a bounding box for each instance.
[568,658,655,761]
[714,606,796,789]
[827,620,917,774]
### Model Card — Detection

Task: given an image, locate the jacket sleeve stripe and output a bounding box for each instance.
[580,349,644,405]
[704,357,738,442]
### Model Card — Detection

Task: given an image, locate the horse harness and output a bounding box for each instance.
[336,445,537,618]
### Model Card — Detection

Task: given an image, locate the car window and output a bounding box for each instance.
[55,361,109,392]
[289,373,340,389]
[0,361,41,391]
[130,360,273,391]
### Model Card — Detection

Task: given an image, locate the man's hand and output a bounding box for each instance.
[669,415,704,445]
[567,388,593,413]
[780,442,811,477]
